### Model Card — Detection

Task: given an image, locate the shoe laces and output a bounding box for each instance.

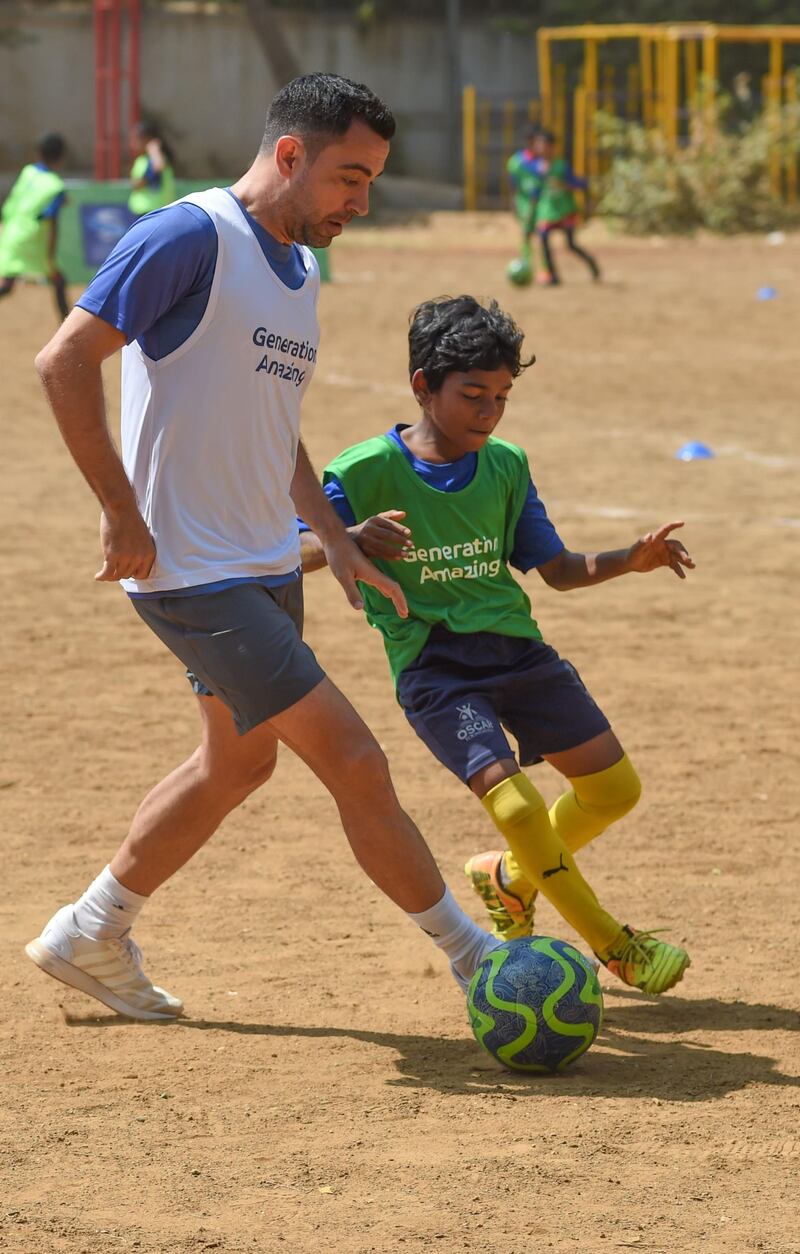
[615,929,666,967]
[110,929,145,976]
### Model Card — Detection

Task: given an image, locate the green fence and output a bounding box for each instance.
[58,179,331,285]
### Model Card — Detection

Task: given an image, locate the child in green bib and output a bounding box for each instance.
[128,121,177,217]
[300,295,693,995]
[0,132,69,320]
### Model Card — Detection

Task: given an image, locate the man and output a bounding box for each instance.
[0,131,70,320]
[27,74,494,1021]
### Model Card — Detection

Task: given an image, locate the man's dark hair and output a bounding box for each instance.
[261,73,395,155]
[408,296,534,392]
[38,132,66,165]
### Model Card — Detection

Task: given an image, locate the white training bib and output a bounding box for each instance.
[120,187,320,593]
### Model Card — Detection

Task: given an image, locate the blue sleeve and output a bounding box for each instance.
[39,190,67,221]
[297,475,357,533]
[509,479,564,573]
[76,202,217,345]
[563,166,588,191]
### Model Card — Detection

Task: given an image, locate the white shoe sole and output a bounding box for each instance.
[25,940,182,1022]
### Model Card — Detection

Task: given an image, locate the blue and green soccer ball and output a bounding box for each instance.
[506,256,533,286]
[467,936,603,1073]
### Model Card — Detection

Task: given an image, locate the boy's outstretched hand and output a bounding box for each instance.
[627,521,695,579]
[351,510,414,561]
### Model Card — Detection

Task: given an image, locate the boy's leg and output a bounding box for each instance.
[537,228,560,284]
[470,757,626,960]
[50,272,70,320]
[564,226,601,280]
[470,732,640,933]
[472,757,689,993]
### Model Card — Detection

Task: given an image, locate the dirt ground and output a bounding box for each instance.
[1,212,799,1254]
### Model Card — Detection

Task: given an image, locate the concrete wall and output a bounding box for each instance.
[0,5,539,183]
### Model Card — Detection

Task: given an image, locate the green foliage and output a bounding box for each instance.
[596,92,800,234]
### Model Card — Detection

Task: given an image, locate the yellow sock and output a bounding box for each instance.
[551,754,641,854]
[501,755,641,896]
[482,772,624,959]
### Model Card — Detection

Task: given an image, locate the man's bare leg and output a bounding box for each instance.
[267,677,445,912]
[111,694,279,895]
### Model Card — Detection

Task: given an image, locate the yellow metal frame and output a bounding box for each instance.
[537,22,800,199]
[463,23,800,210]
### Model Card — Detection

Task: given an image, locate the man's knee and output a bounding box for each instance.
[200,741,278,799]
[326,733,392,797]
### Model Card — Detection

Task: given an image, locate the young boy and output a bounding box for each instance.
[301,295,692,995]
[531,130,600,286]
[0,132,69,320]
[506,126,545,277]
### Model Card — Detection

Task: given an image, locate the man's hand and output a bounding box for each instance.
[627,521,695,579]
[323,533,408,618]
[351,510,413,561]
[96,506,157,581]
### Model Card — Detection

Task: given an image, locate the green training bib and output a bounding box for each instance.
[324,434,542,686]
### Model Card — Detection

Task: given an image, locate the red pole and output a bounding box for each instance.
[128,0,141,136]
[93,0,107,178]
[109,0,122,177]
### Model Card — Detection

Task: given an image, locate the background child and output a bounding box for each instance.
[532,129,600,286]
[0,132,69,320]
[128,120,177,217]
[300,295,692,995]
[506,125,544,276]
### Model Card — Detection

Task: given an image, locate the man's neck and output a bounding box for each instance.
[230,157,292,243]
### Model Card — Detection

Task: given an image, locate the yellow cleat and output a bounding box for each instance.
[603,926,690,995]
[464,850,537,941]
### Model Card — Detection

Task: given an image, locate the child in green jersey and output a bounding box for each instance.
[0,132,69,320]
[532,130,600,286]
[300,295,693,995]
[506,126,545,278]
[128,121,177,217]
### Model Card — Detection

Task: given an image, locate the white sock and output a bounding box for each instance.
[73,866,148,940]
[407,886,496,988]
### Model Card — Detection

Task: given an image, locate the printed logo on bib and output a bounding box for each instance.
[252,326,318,388]
[456,701,494,742]
[403,535,502,585]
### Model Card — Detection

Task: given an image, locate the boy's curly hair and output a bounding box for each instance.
[408,295,535,392]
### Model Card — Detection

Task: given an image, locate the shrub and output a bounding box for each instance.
[595,89,800,234]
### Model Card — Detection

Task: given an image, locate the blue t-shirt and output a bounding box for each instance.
[78,188,307,360]
[78,189,309,598]
[299,425,564,573]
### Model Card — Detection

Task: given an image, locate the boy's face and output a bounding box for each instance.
[412,366,514,457]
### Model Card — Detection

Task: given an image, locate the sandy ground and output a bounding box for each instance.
[1,213,799,1254]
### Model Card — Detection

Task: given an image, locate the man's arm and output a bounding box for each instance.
[35,308,156,581]
[291,440,408,618]
[537,521,694,590]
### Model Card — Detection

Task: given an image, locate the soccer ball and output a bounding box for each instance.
[506,256,532,286]
[467,936,603,1073]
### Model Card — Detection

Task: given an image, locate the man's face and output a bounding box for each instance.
[284,119,389,248]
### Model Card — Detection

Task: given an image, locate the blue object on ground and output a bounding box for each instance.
[757,286,778,300]
[676,441,714,461]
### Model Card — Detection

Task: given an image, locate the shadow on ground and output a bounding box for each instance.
[64,991,799,1101]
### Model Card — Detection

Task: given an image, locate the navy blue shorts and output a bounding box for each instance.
[396,627,610,785]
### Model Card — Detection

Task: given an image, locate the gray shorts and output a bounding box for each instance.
[131,580,326,734]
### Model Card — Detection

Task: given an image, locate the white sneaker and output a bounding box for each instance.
[25,905,183,1021]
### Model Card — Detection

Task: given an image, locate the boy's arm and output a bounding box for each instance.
[537,521,694,590]
[301,508,412,576]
